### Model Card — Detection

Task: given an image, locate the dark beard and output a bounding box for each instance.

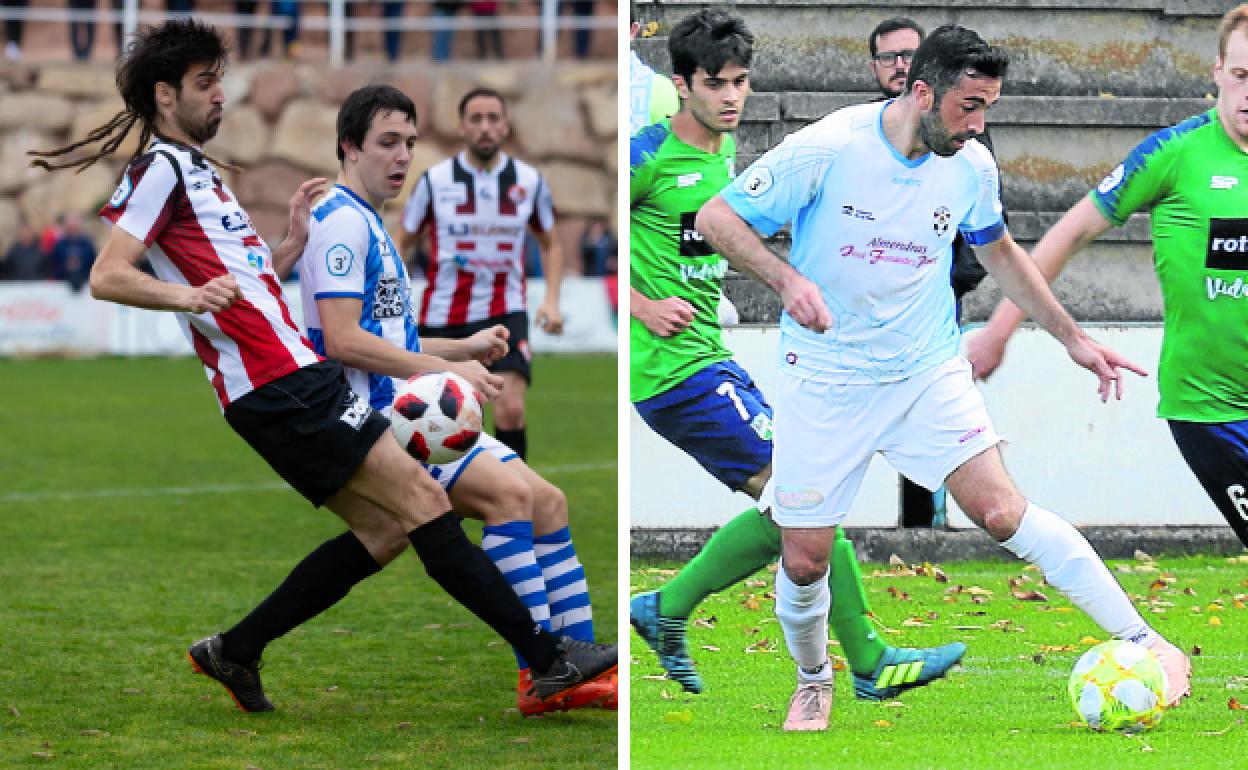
[470,142,499,163]
[917,108,973,157]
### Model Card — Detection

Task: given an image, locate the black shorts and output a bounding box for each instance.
[1169,418,1248,547]
[224,361,391,507]
[421,311,532,384]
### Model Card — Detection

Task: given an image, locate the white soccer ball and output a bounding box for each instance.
[389,371,483,465]
[1068,640,1166,733]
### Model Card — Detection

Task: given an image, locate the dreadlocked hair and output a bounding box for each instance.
[29,17,234,174]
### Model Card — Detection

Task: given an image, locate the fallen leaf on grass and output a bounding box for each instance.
[746,579,768,588]
[1210,616,1223,626]
[663,710,694,724]
[886,587,910,600]
[641,675,666,681]
[31,753,55,761]
[511,737,533,744]
[1229,697,1248,711]
[228,728,257,737]
[423,623,442,630]
[1040,644,1076,652]
[325,686,339,692]
[1080,636,1102,645]
[642,568,680,575]
[332,628,352,635]
[7,705,19,717]
[1199,716,1245,736]
[396,722,413,730]
[901,617,929,627]
[120,688,142,695]
[79,729,109,737]
[692,617,717,629]
[1134,549,1155,563]
[659,689,673,700]
[741,598,761,611]
[1011,590,1048,602]
[873,719,893,727]
[1192,645,1204,657]
[952,625,984,631]
[701,645,720,652]
[933,566,948,583]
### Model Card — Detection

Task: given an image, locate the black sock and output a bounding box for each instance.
[408,511,558,672]
[494,427,527,461]
[220,531,381,664]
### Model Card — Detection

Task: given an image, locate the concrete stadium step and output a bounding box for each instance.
[635,0,1225,96]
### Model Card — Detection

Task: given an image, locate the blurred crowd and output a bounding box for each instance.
[0,212,99,288]
[0,0,611,62]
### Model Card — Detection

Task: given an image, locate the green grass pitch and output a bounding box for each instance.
[631,554,1248,769]
[0,354,617,769]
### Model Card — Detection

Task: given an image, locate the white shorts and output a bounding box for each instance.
[763,356,1002,528]
[425,432,518,492]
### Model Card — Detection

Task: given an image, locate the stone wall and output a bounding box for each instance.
[0,59,617,271]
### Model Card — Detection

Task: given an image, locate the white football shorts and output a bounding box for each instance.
[764,355,1002,528]
[425,432,518,492]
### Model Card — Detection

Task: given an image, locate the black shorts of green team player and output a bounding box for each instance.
[224,360,391,507]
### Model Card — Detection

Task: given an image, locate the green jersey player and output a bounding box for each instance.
[629,8,964,704]
[969,3,1248,549]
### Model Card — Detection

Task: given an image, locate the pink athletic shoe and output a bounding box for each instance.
[783,678,833,731]
[1148,637,1192,707]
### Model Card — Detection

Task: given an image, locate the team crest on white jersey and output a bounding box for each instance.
[743,166,773,197]
[932,206,951,236]
[507,184,527,204]
[326,243,354,276]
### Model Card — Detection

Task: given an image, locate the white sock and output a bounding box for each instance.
[775,561,832,681]
[1002,503,1157,646]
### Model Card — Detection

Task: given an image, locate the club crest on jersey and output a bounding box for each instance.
[507,184,527,204]
[932,206,951,236]
[109,175,133,208]
[1097,164,1125,194]
[326,244,354,276]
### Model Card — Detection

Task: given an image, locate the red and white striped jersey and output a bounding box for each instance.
[100,138,320,409]
[401,151,555,327]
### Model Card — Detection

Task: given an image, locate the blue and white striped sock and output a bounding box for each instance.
[482,520,551,668]
[534,526,594,642]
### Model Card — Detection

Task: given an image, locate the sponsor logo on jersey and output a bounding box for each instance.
[246,251,265,271]
[839,237,934,269]
[109,175,133,208]
[1205,275,1248,301]
[326,243,354,276]
[742,166,773,197]
[679,211,716,257]
[1097,164,1125,194]
[373,274,407,319]
[841,204,875,221]
[678,258,728,283]
[438,183,468,205]
[677,172,703,188]
[447,223,525,237]
[1206,218,1248,271]
[958,426,986,444]
[221,211,250,233]
[932,206,951,235]
[1212,175,1239,190]
[507,184,527,204]
[785,351,798,366]
[891,176,921,187]
[190,179,211,191]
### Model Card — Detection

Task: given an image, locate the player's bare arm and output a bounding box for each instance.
[974,230,1145,401]
[272,177,330,279]
[630,286,695,337]
[696,195,833,333]
[91,225,240,313]
[533,225,564,334]
[422,325,510,367]
[968,197,1114,379]
[317,295,503,401]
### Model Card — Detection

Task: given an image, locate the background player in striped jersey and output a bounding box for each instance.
[32,17,615,715]
[629,8,964,707]
[968,3,1248,550]
[399,88,564,462]
[294,84,612,714]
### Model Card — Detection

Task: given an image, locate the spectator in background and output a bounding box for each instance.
[2,0,26,60]
[470,0,501,59]
[1,222,45,281]
[567,0,593,58]
[431,0,462,61]
[579,216,615,277]
[40,214,64,256]
[234,1,265,60]
[268,1,299,58]
[382,1,406,61]
[166,0,195,13]
[49,212,97,292]
[68,0,96,61]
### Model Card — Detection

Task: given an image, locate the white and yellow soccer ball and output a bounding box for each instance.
[1068,640,1166,733]
[389,371,483,465]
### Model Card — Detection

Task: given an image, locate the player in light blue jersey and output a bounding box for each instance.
[284,85,615,716]
[697,25,1190,730]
